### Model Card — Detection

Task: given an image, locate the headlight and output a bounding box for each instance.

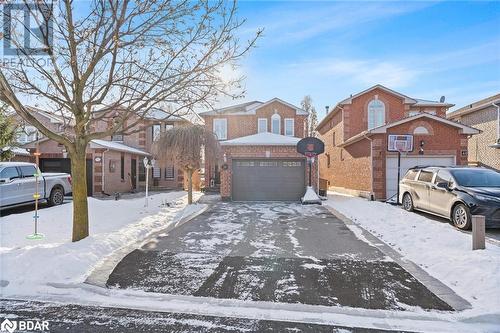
[476,194,500,203]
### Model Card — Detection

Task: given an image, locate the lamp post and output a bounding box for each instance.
[143,157,156,207]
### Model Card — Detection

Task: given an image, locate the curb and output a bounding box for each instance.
[323,205,472,312]
[85,197,211,288]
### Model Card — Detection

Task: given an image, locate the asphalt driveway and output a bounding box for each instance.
[107,202,452,311]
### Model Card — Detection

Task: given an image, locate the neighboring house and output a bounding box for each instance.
[11,107,202,196]
[447,94,500,171]
[316,84,479,200]
[200,98,312,201]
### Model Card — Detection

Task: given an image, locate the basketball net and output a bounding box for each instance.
[394,140,409,156]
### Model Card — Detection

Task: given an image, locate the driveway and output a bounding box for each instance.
[107,202,452,311]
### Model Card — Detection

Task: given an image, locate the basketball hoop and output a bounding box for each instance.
[394,140,409,156]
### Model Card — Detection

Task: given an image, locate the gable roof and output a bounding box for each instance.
[220,132,301,146]
[339,113,480,147]
[199,98,308,116]
[447,93,500,119]
[316,84,454,131]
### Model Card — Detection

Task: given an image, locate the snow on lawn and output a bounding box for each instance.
[0,191,203,297]
[325,192,500,318]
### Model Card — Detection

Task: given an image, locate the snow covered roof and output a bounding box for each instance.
[199,98,308,116]
[220,132,301,146]
[1,146,31,156]
[147,108,204,125]
[89,140,151,156]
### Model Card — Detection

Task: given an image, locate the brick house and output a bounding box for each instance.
[12,107,202,196]
[200,98,314,201]
[447,94,500,171]
[316,85,480,200]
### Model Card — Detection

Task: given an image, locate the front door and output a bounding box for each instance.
[131,158,137,190]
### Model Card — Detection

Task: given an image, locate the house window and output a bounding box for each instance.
[138,163,146,181]
[213,118,227,140]
[111,123,124,142]
[284,118,294,136]
[152,124,161,142]
[17,126,37,144]
[326,153,331,168]
[165,165,175,179]
[258,118,268,133]
[153,167,161,179]
[271,114,281,134]
[120,153,125,180]
[332,132,336,146]
[165,124,173,131]
[413,126,429,135]
[367,99,385,129]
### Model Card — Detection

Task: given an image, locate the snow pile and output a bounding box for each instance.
[301,186,321,204]
[325,193,500,317]
[0,191,203,297]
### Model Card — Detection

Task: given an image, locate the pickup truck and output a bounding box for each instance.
[0,162,72,209]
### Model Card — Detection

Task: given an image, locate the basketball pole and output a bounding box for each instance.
[396,150,401,205]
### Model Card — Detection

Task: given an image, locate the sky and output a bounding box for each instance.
[221,0,500,119]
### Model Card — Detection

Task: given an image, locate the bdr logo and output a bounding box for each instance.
[1,318,49,332]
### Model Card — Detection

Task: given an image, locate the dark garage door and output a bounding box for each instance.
[232,159,306,201]
[40,158,93,196]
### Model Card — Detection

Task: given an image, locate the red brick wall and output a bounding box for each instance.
[202,101,308,141]
[219,145,317,200]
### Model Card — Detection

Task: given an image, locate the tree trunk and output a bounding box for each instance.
[187,168,193,204]
[70,145,89,242]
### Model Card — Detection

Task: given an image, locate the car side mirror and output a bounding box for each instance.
[0,177,11,184]
[436,181,449,190]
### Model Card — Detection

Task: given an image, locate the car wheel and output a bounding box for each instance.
[452,203,471,230]
[48,187,64,206]
[402,193,414,212]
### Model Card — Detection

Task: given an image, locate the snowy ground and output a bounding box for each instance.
[0,191,204,297]
[325,192,500,322]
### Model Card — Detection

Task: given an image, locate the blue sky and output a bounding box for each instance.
[225,1,500,118]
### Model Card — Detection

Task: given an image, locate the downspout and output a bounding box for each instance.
[363,133,374,201]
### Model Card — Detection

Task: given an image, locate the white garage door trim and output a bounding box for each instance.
[385,155,456,199]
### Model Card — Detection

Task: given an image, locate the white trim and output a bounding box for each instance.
[340,85,416,105]
[369,113,480,135]
[213,118,227,140]
[250,98,308,115]
[271,113,281,135]
[284,118,294,136]
[257,118,268,133]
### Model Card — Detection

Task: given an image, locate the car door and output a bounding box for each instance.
[17,165,40,203]
[0,167,22,206]
[429,170,456,217]
[412,170,434,211]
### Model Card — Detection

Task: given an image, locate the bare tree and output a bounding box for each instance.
[153,124,220,204]
[0,0,260,241]
[301,95,317,137]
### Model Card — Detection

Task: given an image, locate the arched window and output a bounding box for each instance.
[367,99,385,129]
[413,126,429,135]
[271,113,281,134]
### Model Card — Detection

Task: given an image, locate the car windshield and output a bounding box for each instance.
[450,169,500,187]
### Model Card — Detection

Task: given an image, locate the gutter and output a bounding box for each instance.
[490,102,500,149]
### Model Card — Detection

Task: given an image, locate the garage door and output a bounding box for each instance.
[232,159,306,201]
[385,155,455,199]
[40,158,93,196]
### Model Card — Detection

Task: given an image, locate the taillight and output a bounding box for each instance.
[68,176,72,185]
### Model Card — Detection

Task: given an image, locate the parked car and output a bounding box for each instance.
[0,162,72,210]
[399,166,500,230]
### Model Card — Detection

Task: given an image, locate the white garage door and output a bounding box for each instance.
[385,155,456,199]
